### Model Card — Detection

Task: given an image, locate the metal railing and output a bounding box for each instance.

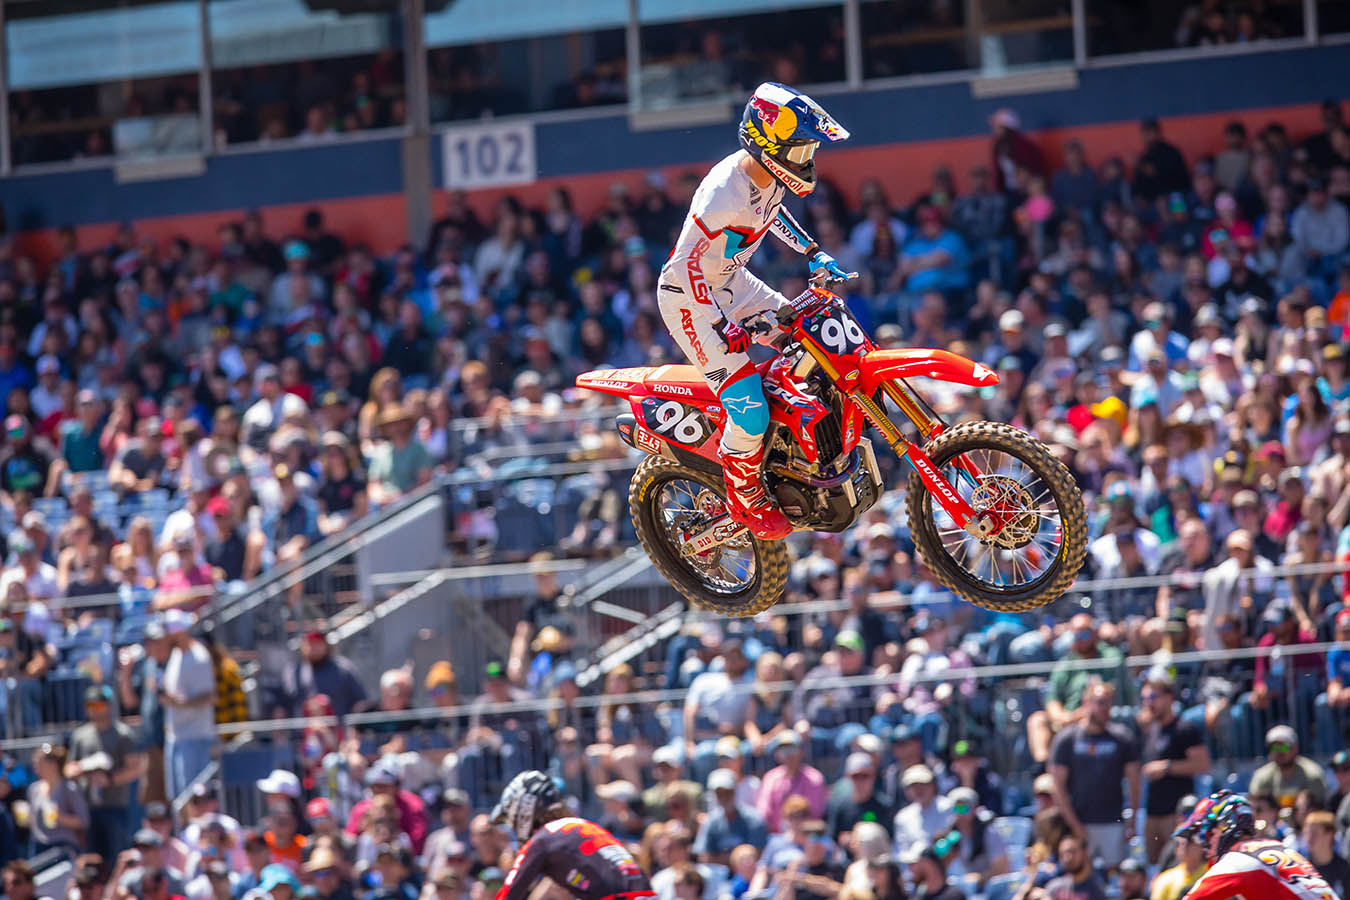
[184,637,1350,825]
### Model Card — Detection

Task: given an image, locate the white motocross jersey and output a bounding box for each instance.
[659,150,814,316]
[1185,840,1341,900]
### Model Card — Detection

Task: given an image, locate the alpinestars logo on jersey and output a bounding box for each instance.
[680,308,708,365]
[686,237,712,305]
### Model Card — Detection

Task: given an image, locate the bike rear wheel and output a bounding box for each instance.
[906,421,1087,612]
[629,456,788,617]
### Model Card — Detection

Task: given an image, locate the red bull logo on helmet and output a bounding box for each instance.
[750,96,780,127]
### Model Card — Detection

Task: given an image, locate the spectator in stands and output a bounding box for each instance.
[1291,177,1350,281]
[1138,672,1209,862]
[901,841,963,900]
[0,861,36,900]
[1026,613,1129,763]
[1114,857,1148,900]
[683,637,754,781]
[1136,118,1191,201]
[66,683,146,860]
[824,751,891,851]
[990,108,1044,192]
[367,405,432,506]
[945,786,1008,886]
[1250,724,1328,812]
[344,763,428,855]
[1149,834,1208,900]
[160,612,217,799]
[281,632,368,718]
[694,768,767,865]
[897,207,970,308]
[1304,810,1350,899]
[28,742,88,855]
[892,765,949,860]
[758,733,826,834]
[1049,681,1140,869]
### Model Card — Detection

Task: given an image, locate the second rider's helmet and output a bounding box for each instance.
[739,82,849,197]
[491,770,565,843]
[1173,790,1256,859]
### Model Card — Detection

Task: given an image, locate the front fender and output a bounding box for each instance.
[859,348,1000,395]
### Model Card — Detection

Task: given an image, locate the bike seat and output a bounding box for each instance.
[643,365,719,402]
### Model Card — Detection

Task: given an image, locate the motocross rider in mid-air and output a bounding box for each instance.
[657,82,852,541]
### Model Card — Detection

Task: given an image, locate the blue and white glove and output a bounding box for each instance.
[808,251,854,282]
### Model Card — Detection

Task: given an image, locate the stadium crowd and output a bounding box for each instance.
[3,87,1350,899]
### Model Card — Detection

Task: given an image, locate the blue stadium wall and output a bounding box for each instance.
[3,43,1348,261]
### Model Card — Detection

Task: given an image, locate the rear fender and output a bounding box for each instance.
[859,349,1000,395]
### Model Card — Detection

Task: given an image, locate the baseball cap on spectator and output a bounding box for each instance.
[1043,322,1067,340]
[283,240,310,262]
[484,660,506,680]
[595,781,638,802]
[948,787,979,811]
[1211,337,1235,358]
[1253,441,1285,462]
[304,847,341,874]
[844,753,874,776]
[35,355,59,376]
[22,511,46,533]
[835,631,864,653]
[772,731,803,752]
[715,736,743,759]
[366,763,399,786]
[84,684,114,706]
[1033,773,1056,797]
[1332,751,1350,771]
[442,787,469,808]
[1266,725,1298,748]
[205,496,231,517]
[259,864,300,894]
[854,733,884,756]
[426,661,456,691]
[305,797,332,821]
[257,769,301,798]
[890,724,918,745]
[1336,609,1350,631]
[900,764,935,788]
[652,745,682,768]
[707,769,738,792]
[1119,858,1146,876]
[133,828,163,848]
[999,310,1024,332]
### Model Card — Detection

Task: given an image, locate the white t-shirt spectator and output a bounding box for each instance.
[29,382,63,420]
[0,562,59,602]
[685,668,754,733]
[163,639,217,740]
[241,393,308,441]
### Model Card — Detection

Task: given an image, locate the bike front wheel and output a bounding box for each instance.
[906,421,1087,613]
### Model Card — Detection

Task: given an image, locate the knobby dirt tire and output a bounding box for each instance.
[906,420,1087,613]
[628,455,789,617]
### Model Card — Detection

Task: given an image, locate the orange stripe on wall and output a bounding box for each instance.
[12,100,1328,267]
[14,193,410,266]
[444,101,1330,226]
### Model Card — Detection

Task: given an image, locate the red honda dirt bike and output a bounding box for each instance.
[576,274,1087,617]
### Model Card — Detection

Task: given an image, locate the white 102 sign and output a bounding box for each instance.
[441,121,537,189]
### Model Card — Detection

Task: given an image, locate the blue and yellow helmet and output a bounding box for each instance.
[739,82,849,197]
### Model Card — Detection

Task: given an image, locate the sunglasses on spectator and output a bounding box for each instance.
[1269,742,1293,754]
[430,684,454,696]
